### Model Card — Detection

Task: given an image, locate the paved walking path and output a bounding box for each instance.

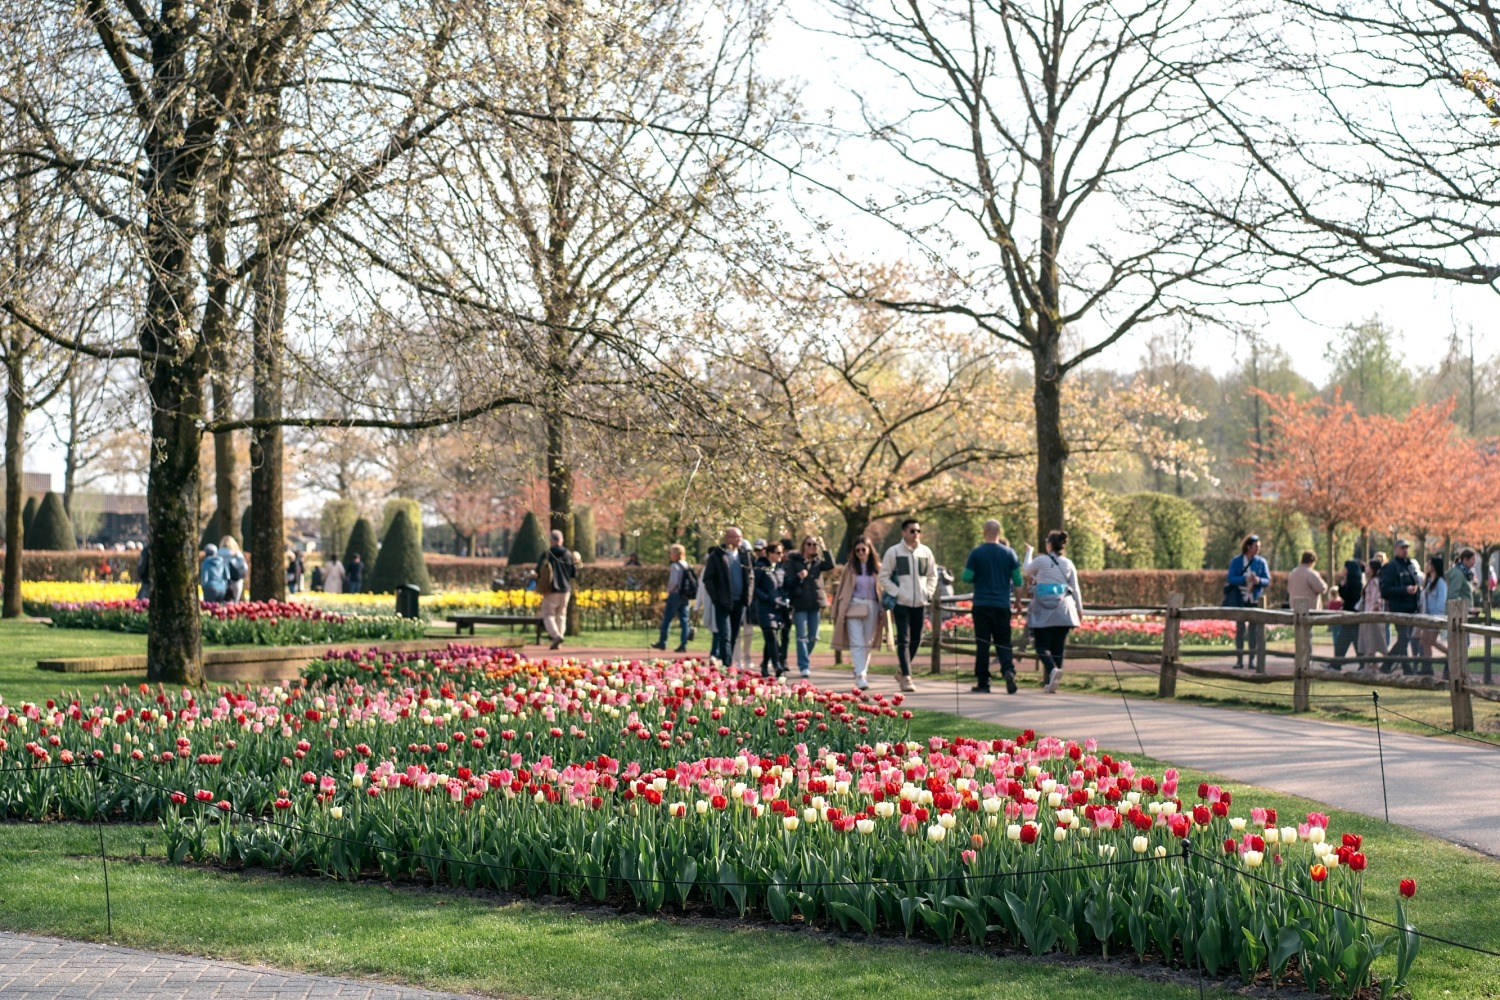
[0,933,478,999]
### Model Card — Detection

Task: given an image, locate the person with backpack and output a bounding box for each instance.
[652,543,696,653]
[199,544,230,603]
[536,529,576,650]
[1023,530,1084,694]
[219,536,248,601]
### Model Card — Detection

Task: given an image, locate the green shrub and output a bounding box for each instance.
[240,505,253,548]
[1104,492,1204,570]
[573,505,597,563]
[368,508,431,594]
[321,500,359,561]
[1067,523,1105,570]
[20,496,38,542]
[28,492,76,551]
[918,508,986,571]
[508,511,547,566]
[343,517,378,572]
[380,498,423,549]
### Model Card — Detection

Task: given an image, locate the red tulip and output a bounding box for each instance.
[1310,864,1327,882]
[1019,822,1039,844]
[1192,804,1211,826]
[1400,878,1416,898]
[1350,852,1367,871]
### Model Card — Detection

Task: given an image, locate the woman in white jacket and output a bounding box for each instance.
[1023,530,1083,694]
[322,556,345,595]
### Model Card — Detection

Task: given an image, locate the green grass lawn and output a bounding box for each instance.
[0,620,149,706]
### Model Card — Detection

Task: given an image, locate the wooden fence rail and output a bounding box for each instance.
[935,592,1495,732]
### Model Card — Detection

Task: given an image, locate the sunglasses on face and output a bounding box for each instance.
[906,528,921,534]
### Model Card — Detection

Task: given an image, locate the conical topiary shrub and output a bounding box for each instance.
[507,511,546,566]
[29,492,77,551]
[20,495,38,543]
[573,505,596,564]
[368,508,431,594]
[320,500,358,561]
[343,517,378,572]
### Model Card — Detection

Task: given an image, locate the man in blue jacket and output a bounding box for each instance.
[962,520,1022,694]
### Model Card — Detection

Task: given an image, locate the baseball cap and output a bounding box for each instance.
[752,539,767,549]
[1394,539,1410,548]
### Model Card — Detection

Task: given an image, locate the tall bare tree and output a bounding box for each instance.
[823,0,1259,546]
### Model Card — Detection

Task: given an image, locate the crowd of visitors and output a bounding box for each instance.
[656,519,1083,694]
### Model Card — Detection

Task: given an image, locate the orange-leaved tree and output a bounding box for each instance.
[1251,389,1393,572]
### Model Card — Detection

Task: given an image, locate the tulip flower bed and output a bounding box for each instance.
[942,614,1294,647]
[0,649,1418,996]
[43,599,428,646]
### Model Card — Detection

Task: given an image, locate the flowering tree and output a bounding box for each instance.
[1251,389,1391,570]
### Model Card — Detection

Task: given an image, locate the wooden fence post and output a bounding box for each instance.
[1448,598,1475,732]
[1292,597,1312,712]
[1158,592,1183,699]
[929,588,944,675]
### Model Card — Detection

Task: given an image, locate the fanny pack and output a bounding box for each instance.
[1033,583,1067,597]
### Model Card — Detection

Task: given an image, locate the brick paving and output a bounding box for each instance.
[0,933,480,999]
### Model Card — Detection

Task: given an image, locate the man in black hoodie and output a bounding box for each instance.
[1379,540,1422,674]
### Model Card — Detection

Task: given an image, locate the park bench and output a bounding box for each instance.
[446,614,546,645]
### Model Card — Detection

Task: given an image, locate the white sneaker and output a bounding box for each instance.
[898,675,916,692]
[854,673,869,690]
[1044,669,1061,694]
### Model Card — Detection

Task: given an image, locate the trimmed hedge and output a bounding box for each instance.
[320,500,358,561]
[21,496,38,541]
[368,508,431,594]
[380,498,423,549]
[29,493,76,551]
[508,511,546,566]
[343,517,378,571]
[573,505,597,563]
[1104,493,1204,570]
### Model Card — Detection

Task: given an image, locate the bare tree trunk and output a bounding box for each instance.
[3,333,25,619]
[249,70,287,603]
[1033,346,1067,546]
[249,250,287,602]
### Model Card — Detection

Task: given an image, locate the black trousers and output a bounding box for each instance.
[972,605,1014,689]
[891,604,925,676]
[1331,624,1358,668]
[1033,625,1071,681]
[1388,625,1416,674]
[760,616,790,675]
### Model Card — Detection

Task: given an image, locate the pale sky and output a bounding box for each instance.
[22,3,1498,491]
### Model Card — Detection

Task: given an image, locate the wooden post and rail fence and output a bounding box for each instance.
[928,591,1498,734]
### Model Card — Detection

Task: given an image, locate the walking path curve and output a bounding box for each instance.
[0,932,479,999]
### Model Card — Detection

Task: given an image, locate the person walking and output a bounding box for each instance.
[1356,552,1388,668]
[135,542,150,601]
[1331,559,1364,668]
[1380,539,1422,674]
[961,519,1022,694]
[832,536,884,690]
[345,552,364,594]
[1286,550,1327,608]
[199,544,230,603]
[652,544,695,653]
[878,519,937,692]
[1417,553,1448,669]
[537,530,576,650]
[702,526,753,666]
[219,537,248,601]
[753,541,791,677]
[1447,547,1479,612]
[1024,530,1083,694]
[785,535,835,678]
[1225,535,1270,670]
[322,554,345,594]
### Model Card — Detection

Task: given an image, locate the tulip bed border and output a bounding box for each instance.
[0,650,1421,998]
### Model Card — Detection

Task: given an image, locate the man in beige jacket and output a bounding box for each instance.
[1286,550,1328,609]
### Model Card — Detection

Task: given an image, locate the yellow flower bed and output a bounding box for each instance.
[293,588,666,610]
[17,581,139,604]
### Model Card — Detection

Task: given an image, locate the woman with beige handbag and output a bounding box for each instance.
[831,536,885,689]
